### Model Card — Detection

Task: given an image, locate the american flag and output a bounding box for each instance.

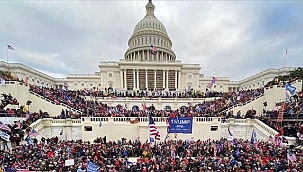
[142,103,147,112]
[15,121,22,129]
[150,45,157,54]
[25,112,30,120]
[251,129,257,144]
[287,151,297,163]
[64,82,68,87]
[211,77,217,84]
[275,135,281,146]
[0,123,11,132]
[207,83,213,88]
[213,143,217,157]
[7,44,15,50]
[148,114,160,140]
[151,45,157,51]
[29,129,39,137]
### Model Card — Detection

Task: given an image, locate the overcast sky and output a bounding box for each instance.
[0,0,302,81]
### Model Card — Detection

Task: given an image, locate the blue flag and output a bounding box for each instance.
[251,129,257,144]
[4,167,17,172]
[25,135,32,145]
[0,131,10,141]
[236,147,240,157]
[285,83,296,96]
[86,161,99,172]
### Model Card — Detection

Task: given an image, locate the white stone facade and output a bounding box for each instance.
[28,117,293,144]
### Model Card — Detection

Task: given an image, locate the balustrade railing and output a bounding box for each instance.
[252,119,278,137]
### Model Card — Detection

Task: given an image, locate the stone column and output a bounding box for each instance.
[166,70,169,90]
[133,53,135,61]
[142,50,145,61]
[162,70,165,89]
[137,51,140,61]
[120,70,123,89]
[175,70,178,90]
[178,70,181,90]
[133,69,136,89]
[136,69,139,89]
[145,69,148,90]
[154,70,157,89]
[124,69,127,89]
[147,50,150,61]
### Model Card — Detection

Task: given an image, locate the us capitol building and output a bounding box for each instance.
[0,0,295,92]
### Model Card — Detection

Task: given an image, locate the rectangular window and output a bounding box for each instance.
[210,126,218,131]
[84,126,92,131]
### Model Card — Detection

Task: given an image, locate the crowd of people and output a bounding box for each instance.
[1,137,303,171]
[257,91,303,146]
[1,72,303,171]
[0,93,19,111]
[29,85,264,118]
[0,107,50,150]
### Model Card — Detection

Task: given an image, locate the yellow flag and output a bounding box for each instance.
[22,105,27,113]
[10,72,16,79]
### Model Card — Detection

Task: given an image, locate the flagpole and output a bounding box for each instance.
[148,111,150,143]
[284,53,286,67]
[284,49,287,67]
[6,43,8,63]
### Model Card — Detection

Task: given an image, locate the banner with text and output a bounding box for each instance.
[168,117,193,134]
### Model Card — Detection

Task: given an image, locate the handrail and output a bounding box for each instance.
[29,91,83,114]
[220,93,264,114]
[252,119,278,137]
[29,118,44,130]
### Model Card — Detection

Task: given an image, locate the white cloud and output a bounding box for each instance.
[13,49,73,74]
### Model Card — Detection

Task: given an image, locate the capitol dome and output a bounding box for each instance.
[134,6,167,35]
[133,13,168,35]
[124,0,176,62]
